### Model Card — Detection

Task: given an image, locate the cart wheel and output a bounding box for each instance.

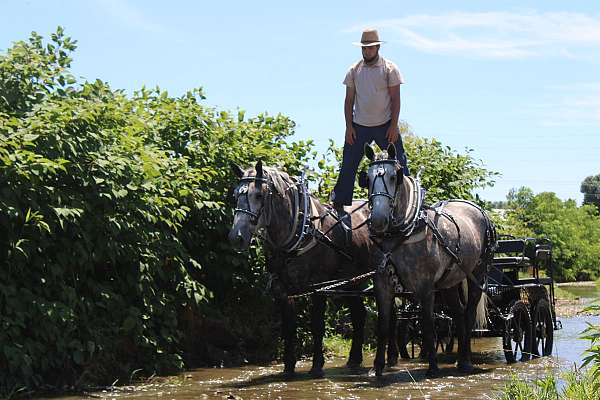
[532,299,553,357]
[503,300,533,363]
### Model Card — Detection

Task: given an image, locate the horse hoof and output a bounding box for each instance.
[346,361,362,370]
[387,357,398,367]
[457,362,474,374]
[282,368,295,380]
[425,367,440,378]
[309,368,325,378]
[368,367,383,377]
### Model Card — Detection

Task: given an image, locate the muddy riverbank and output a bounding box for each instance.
[554,281,599,317]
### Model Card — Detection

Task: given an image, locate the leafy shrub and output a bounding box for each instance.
[0,28,314,393]
[0,28,498,394]
[499,188,600,281]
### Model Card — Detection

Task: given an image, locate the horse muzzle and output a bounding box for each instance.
[369,211,390,234]
[228,228,251,251]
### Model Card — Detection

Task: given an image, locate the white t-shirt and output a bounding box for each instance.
[343,56,404,127]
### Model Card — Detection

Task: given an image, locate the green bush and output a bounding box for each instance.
[0,28,315,393]
[499,187,600,281]
[0,28,498,394]
[313,125,497,204]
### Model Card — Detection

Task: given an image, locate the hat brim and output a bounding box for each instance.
[352,41,384,47]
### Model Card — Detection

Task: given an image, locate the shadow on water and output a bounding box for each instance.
[47,296,599,399]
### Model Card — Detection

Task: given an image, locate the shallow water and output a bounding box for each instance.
[49,286,599,400]
[50,314,598,400]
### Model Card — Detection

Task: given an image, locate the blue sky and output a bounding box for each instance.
[2,1,599,203]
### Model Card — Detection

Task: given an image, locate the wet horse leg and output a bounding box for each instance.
[309,294,326,378]
[387,300,399,366]
[346,296,366,369]
[444,284,468,371]
[373,270,394,377]
[280,298,297,376]
[420,291,439,377]
[460,281,483,373]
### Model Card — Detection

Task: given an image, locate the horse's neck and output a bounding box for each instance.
[265,186,296,248]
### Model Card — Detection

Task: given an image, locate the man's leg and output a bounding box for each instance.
[331,124,370,246]
[332,123,370,207]
[373,121,410,176]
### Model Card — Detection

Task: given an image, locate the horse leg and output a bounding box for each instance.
[420,291,439,377]
[309,294,326,378]
[459,282,483,373]
[373,270,394,377]
[387,299,399,366]
[444,284,468,371]
[280,298,297,377]
[347,296,366,369]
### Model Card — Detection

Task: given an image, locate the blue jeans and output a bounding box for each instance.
[332,121,410,206]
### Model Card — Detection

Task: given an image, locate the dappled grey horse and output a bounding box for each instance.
[360,143,496,377]
[228,160,388,377]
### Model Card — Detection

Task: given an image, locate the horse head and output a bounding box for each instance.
[228,161,292,251]
[228,160,271,250]
[360,143,406,234]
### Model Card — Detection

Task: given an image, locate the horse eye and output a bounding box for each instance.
[255,193,264,200]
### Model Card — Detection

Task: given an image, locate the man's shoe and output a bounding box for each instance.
[333,204,352,246]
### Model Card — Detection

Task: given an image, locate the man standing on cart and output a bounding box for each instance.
[331,28,410,232]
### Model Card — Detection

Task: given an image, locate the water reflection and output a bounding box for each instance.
[50,315,599,400]
[48,284,599,400]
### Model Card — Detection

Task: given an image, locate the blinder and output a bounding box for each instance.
[233,175,270,224]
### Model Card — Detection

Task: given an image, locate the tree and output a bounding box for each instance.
[581,174,600,211]
[313,132,498,204]
[502,188,600,281]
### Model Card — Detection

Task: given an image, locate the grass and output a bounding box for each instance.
[554,285,579,300]
[323,334,353,358]
[495,368,598,400]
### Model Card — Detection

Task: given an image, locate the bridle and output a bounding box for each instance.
[367,159,402,221]
[233,176,270,225]
[232,170,307,252]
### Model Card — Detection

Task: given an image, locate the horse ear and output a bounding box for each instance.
[364,143,375,161]
[230,162,244,178]
[396,164,405,178]
[255,160,263,179]
[387,143,397,160]
[358,170,368,189]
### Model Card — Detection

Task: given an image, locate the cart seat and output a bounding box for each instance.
[492,256,531,266]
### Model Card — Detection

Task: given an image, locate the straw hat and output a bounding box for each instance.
[353,28,385,47]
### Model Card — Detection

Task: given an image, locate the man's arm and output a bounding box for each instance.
[386,84,400,143]
[344,86,356,145]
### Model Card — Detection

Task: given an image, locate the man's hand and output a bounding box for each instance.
[386,124,399,143]
[345,125,357,145]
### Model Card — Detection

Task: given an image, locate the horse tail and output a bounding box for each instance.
[474,292,488,329]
